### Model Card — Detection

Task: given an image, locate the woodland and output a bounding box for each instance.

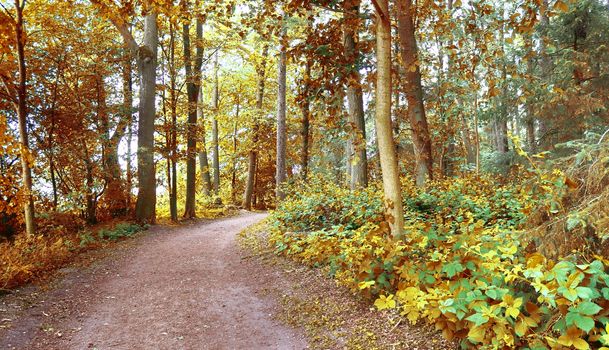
[1,0,609,348]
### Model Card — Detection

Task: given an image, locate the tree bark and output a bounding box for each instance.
[123,46,134,214]
[344,0,368,190]
[13,0,35,235]
[276,24,288,202]
[243,45,268,210]
[167,23,178,222]
[211,52,221,201]
[525,37,536,152]
[396,0,433,187]
[134,12,159,224]
[231,99,239,204]
[183,10,203,218]
[198,86,212,196]
[300,61,311,181]
[374,0,404,237]
[538,0,552,150]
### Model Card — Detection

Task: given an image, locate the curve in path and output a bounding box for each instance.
[1,212,307,350]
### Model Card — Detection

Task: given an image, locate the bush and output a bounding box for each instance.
[271,175,384,233]
[97,223,144,241]
[269,175,609,349]
[0,221,145,289]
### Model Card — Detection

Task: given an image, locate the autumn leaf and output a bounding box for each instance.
[558,327,590,349]
[374,294,396,311]
[553,0,570,13]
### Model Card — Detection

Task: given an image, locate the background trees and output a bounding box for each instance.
[0,0,607,238]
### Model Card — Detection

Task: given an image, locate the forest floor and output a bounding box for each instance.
[0,211,453,350]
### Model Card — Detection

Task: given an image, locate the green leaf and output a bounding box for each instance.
[574,315,595,333]
[566,311,596,332]
[577,301,602,316]
[443,261,465,278]
[576,287,596,300]
[466,312,489,326]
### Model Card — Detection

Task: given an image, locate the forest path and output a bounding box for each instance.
[0,212,308,350]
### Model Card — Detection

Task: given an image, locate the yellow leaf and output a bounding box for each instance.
[573,338,590,350]
[374,294,396,310]
[506,306,520,318]
[468,325,486,343]
[358,280,375,290]
[515,319,528,336]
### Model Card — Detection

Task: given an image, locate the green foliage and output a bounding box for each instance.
[271,175,384,233]
[97,223,144,241]
[270,175,609,349]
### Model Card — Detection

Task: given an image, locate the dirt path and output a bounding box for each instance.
[0,212,307,350]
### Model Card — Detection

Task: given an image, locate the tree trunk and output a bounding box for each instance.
[276,24,288,202]
[344,0,368,190]
[122,46,134,215]
[211,52,221,201]
[83,143,97,225]
[98,67,128,217]
[396,0,433,186]
[300,61,311,181]
[243,45,268,210]
[167,23,178,222]
[496,11,510,155]
[374,0,404,237]
[183,12,203,218]
[525,37,536,152]
[13,0,35,235]
[198,87,212,196]
[231,100,239,204]
[134,12,159,224]
[47,65,60,210]
[538,0,552,150]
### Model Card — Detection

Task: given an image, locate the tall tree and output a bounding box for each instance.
[198,84,213,196]
[344,0,368,190]
[122,44,134,214]
[96,1,159,223]
[2,0,36,235]
[373,0,404,237]
[537,0,553,150]
[134,12,159,223]
[183,5,204,218]
[299,60,311,181]
[396,0,433,186]
[243,44,268,210]
[211,51,221,199]
[276,22,288,202]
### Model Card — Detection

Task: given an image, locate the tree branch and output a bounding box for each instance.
[0,2,15,23]
[370,0,391,27]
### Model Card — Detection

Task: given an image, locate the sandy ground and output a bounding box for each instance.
[0,212,307,350]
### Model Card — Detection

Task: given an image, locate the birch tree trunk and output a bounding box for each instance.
[13,0,35,235]
[374,0,404,237]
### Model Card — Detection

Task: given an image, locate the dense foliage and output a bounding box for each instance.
[269,166,609,349]
[0,221,144,289]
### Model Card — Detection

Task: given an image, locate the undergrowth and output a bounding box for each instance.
[0,221,145,289]
[269,167,609,349]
